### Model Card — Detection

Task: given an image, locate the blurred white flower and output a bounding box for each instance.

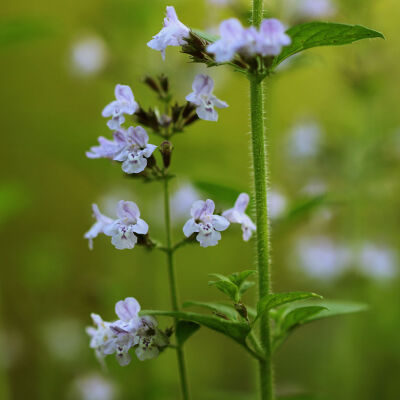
[302,180,327,196]
[284,0,336,20]
[296,236,351,280]
[42,318,84,361]
[287,121,322,159]
[171,183,201,221]
[70,36,108,76]
[357,243,397,280]
[268,189,287,220]
[73,374,116,400]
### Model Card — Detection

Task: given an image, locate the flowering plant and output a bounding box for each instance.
[83,3,383,399]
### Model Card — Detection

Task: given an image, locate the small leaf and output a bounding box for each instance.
[280,306,327,332]
[183,300,239,320]
[208,280,238,301]
[140,310,250,346]
[239,281,256,296]
[301,300,368,323]
[273,22,385,68]
[229,270,257,286]
[256,292,323,322]
[191,29,219,43]
[176,321,200,344]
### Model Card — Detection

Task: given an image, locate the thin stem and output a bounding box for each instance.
[163,177,191,400]
[250,2,274,397]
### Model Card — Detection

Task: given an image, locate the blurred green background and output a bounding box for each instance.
[0,0,399,399]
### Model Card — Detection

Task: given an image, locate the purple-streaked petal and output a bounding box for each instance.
[192,74,214,95]
[111,230,137,249]
[102,100,118,117]
[142,144,157,158]
[191,200,207,219]
[130,126,149,148]
[115,297,141,321]
[204,199,215,215]
[197,229,221,247]
[115,84,134,106]
[121,155,148,174]
[116,200,140,220]
[196,105,218,121]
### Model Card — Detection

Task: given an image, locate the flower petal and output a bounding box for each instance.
[183,218,199,237]
[132,218,149,235]
[235,193,250,213]
[115,297,141,321]
[116,200,140,220]
[212,215,230,231]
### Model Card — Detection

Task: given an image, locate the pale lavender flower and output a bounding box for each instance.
[86,131,126,160]
[185,74,228,121]
[296,237,351,280]
[267,190,287,220]
[358,243,397,280]
[70,36,108,77]
[207,18,291,63]
[73,374,116,400]
[256,19,291,57]
[113,126,157,174]
[103,201,149,250]
[288,121,322,159]
[222,193,256,241]
[296,0,336,18]
[84,204,114,250]
[183,199,230,247]
[207,18,248,63]
[147,6,190,59]
[102,84,138,130]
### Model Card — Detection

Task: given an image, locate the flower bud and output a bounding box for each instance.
[234,302,248,320]
[143,76,161,94]
[159,141,174,168]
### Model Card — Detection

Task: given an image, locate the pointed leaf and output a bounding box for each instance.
[256,291,323,322]
[239,281,256,296]
[273,22,384,68]
[280,306,327,332]
[140,310,251,345]
[176,321,200,344]
[229,270,257,286]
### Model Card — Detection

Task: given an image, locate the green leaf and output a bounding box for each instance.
[208,280,239,301]
[229,270,257,286]
[193,181,246,207]
[191,29,219,43]
[272,22,385,68]
[256,292,323,322]
[300,300,368,322]
[183,300,239,320]
[239,281,256,296]
[280,306,327,332]
[140,310,250,346]
[176,321,200,344]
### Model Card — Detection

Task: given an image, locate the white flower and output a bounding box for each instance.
[222,193,256,241]
[103,201,149,250]
[73,373,116,400]
[86,313,118,358]
[288,121,322,159]
[267,190,287,220]
[185,74,228,121]
[113,126,157,174]
[183,199,230,247]
[357,243,396,280]
[84,204,114,250]
[102,84,138,130]
[296,237,351,280]
[147,6,190,59]
[70,36,108,76]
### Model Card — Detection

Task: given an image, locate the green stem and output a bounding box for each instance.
[250,3,274,399]
[163,177,191,400]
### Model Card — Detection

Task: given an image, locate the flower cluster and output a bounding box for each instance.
[207,18,291,63]
[86,84,157,175]
[183,193,256,247]
[85,201,149,250]
[87,297,169,365]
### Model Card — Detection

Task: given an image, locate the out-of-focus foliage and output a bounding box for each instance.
[0,0,399,399]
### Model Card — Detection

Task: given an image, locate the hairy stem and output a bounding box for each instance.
[163,177,190,400]
[250,2,274,398]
